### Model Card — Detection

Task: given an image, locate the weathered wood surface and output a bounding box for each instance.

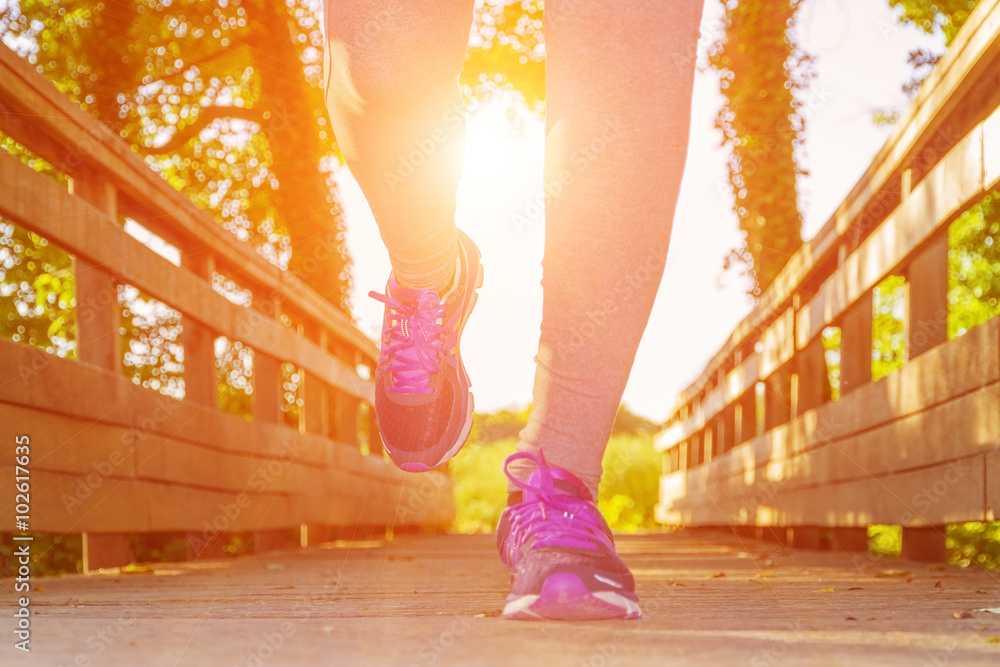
[3,532,999,666]
[657,0,1000,532]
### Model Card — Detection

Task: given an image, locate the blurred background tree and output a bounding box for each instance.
[0,0,351,310]
[709,0,812,296]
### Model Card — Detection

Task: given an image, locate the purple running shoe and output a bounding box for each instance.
[497,450,642,620]
[368,229,483,472]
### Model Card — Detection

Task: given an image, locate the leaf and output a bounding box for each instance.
[711,572,726,578]
[875,569,913,578]
[953,610,974,620]
[814,587,835,593]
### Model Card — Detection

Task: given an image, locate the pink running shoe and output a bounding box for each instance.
[368,229,483,472]
[497,450,642,620]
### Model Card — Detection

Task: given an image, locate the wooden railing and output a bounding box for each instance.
[656,0,1000,559]
[0,43,452,570]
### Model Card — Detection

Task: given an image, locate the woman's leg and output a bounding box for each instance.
[324,1,483,471]
[324,0,475,292]
[515,0,703,496]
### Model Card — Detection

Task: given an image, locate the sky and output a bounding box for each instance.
[338,0,944,423]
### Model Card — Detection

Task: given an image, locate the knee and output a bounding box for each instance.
[325,17,465,109]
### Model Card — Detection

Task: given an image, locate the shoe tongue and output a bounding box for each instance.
[387,277,443,322]
[522,465,593,504]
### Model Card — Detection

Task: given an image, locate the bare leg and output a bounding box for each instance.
[323,0,475,291]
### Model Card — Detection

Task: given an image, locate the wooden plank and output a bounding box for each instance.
[986,105,1000,190]
[0,404,137,478]
[0,45,376,362]
[669,0,1000,411]
[988,450,1000,521]
[0,159,374,402]
[797,124,987,347]
[673,456,989,528]
[0,466,150,533]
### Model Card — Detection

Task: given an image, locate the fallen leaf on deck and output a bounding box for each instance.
[711,572,726,578]
[953,610,974,619]
[875,569,913,578]
[845,617,857,621]
[988,637,999,644]
[814,587,835,593]
[847,587,863,591]
[976,589,988,595]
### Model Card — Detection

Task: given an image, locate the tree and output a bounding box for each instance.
[708,0,813,296]
[462,0,545,114]
[1,0,351,311]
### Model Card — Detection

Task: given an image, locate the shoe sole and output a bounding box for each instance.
[502,572,642,621]
[397,232,484,473]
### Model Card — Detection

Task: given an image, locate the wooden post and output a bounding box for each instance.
[796,337,827,413]
[253,528,297,553]
[841,291,873,396]
[302,372,328,436]
[74,174,137,571]
[789,526,822,550]
[906,232,949,358]
[184,322,217,408]
[73,173,121,375]
[902,526,947,562]
[831,527,869,552]
[82,533,134,573]
[739,391,756,445]
[253,352,281,423]
[764,368,791,431]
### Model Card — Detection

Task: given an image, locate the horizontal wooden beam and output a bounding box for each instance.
[0,159,373,403]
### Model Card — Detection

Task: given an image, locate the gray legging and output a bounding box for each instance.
[324,0,701,496]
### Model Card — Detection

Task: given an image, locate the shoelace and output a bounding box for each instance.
[369,289,455,394]
[500,450,614,567]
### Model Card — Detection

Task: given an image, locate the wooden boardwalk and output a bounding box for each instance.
[4,531,999,666]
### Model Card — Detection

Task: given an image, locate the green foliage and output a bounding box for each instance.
[868,524,903,557]
[1,0,352,310]
[119,285,185,399]
[0,533,82,576]
[888,0,980,46]
[280,362,303,430]
[464,0,545,114]
[450,405,664,534]
[947,522,1000,569]
[468,405,532,443]
[875,0,980,118]
[871,275,907,381]
[216,336,254,419]
[820,326,841,402]
[709,0,810,295]
[450,437,518,534]
[948,191,1000,338]
[0,218,76,357]
[597,433,661,532]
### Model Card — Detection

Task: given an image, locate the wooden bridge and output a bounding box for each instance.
[0,38,453,572]
[2,0,1000,664]
[656,0,1000,557]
